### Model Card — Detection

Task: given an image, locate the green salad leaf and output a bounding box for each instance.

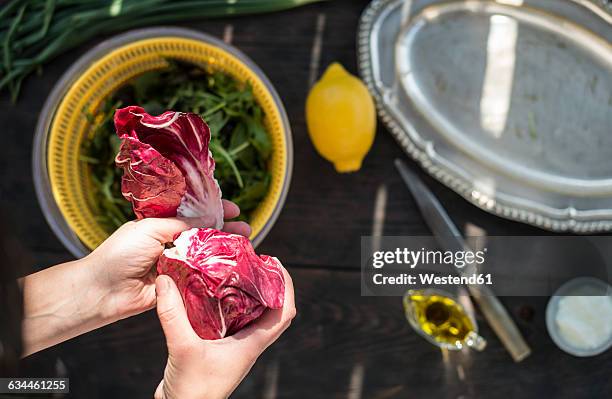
[81,61,272,231]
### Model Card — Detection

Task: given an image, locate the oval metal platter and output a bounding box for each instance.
[358,0,612,232]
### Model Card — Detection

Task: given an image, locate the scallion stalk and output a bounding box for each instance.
[0,0,323,101]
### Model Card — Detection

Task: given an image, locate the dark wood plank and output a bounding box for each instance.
[21,267,612,399]
[0,0,545,271]
[2,0,610,398]
[241,0,549,269]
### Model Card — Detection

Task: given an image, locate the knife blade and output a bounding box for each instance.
[394,158,531,362]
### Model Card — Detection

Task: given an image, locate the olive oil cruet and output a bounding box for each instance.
[403,288,486,351]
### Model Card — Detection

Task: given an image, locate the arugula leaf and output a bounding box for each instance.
[232,176,271,211]
[80,60,273,231]
[246,116,272,159]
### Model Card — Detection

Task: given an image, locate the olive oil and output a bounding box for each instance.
[405,291,475,347]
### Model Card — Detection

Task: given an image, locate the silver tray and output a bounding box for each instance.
[358,0,612,232]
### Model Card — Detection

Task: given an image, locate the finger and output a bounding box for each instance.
[135,217,212,243]
[222,221,251,237]
[226,267,296,350]
[154,380,164,399]
[222,199,240,220]
[156,275,199,350]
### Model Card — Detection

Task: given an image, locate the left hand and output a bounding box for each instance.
[88,199,250,322]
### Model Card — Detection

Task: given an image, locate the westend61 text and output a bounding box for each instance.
[372,273,493,286]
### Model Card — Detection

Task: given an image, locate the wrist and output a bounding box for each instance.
[76,254,121,325]
[21,257,117,357]
[83,250,155,322]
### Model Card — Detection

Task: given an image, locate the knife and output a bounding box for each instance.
[394,158,532,362]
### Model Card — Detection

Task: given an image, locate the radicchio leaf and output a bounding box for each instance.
[114,106,223,227]
[157,228,285,340]
[115,136,186,218]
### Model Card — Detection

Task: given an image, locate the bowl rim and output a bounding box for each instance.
[33,27,293,258]
[545,277,612,357]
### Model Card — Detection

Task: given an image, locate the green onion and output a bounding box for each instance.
[0,0,323,101]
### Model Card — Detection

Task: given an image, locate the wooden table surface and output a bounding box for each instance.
[2,1,611,398]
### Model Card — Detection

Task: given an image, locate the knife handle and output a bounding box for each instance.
[469,286,532,362]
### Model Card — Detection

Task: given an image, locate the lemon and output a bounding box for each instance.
[306,62,376,173]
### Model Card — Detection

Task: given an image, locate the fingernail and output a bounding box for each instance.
[156,276,170,295]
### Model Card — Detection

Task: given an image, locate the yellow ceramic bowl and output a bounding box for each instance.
[41,28,292,254]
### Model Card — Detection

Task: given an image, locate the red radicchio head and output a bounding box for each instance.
[157,228,285,340]
[114,106,223,227]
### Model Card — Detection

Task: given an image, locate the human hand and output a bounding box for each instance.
[153,268,296,399]
[88,200,250,322]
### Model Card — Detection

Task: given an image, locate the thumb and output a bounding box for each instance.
[156,275,198,350]
[137,217,211,244]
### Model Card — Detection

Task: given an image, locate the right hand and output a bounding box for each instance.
[153,268,296,399]
[88,199,250,323]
